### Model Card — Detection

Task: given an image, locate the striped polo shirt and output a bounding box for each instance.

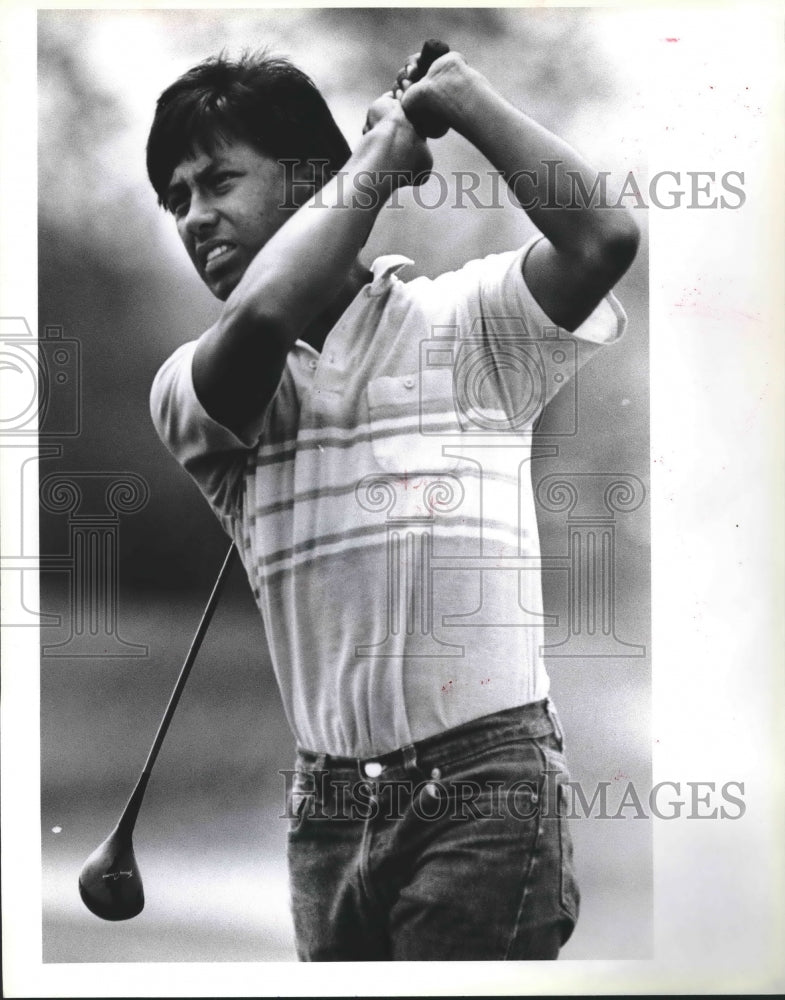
[151,238,626,757]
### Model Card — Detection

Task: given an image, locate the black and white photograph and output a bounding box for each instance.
[1,3,783,996]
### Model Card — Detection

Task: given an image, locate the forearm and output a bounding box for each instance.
[437,65,637,262]
[192,108,426,434]
[221,121,407,343]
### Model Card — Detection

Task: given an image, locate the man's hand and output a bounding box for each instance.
[392,49,640,331]
[362,91,433,187]
[395,48,471,139]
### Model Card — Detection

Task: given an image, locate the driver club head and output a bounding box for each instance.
[78,824,144,921]
[76,545,237,923]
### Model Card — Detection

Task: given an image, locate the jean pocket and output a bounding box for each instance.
[536,741,579,926]
[429,740,547,822]
[557,783,580,925]
[440,736,541,777]
[287,766,317,835]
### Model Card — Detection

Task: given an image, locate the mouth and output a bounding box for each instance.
[198,241,237,273]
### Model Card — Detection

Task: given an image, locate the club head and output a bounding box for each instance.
[78,824,144,921]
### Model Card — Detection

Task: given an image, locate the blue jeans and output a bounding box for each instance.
[285,699,580,961]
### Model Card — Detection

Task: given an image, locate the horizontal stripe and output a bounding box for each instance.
[254,407,455,457]
[253,525,543,590]
[251,408,535,468]
[252,517,533,579]
[249,463,520,519]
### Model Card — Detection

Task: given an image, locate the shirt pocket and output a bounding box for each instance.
[366,369,462,474]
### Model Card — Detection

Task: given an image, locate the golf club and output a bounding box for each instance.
[77,38,449,923]
[78,542,236,920]
[403,38,451,138]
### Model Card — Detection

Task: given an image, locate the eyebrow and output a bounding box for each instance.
[165,161,228,206]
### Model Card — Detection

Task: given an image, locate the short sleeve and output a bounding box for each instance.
[472,237,627,420]
[150,340,251,520]
[477,236,626,343]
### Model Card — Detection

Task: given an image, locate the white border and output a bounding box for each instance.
[2,2,784,996]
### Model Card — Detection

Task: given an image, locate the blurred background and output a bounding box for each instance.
[38,8,650,963]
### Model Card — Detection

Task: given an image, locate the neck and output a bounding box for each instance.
[301,259,371,353]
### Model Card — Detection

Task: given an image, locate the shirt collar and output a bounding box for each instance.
[368,254,413,296]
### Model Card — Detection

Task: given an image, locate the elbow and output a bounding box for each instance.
[220,293,297,356]
[594,213,640,279]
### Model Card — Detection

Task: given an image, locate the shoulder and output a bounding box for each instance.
[395,241,627,348]
[149,341,198,438]
[150,338,255,457]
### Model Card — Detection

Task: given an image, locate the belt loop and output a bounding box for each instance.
[402,743,418,773]
[313,752,327,772]
[545,698,565,750]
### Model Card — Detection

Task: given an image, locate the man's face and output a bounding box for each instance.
[165,138,302,301]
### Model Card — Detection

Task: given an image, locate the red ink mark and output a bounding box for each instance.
[665,37,679,42]
[672,302,761,323]
[398,470,422,492]
[480,678,491,686]
[611,770,630,781]
[441,680,454,693]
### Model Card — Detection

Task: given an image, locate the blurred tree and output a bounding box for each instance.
[38,9,645,592]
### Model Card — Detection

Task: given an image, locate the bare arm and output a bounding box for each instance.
[400,53,640,331]
[192,98,431,436]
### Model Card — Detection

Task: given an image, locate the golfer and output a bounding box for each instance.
[147,44,638,960]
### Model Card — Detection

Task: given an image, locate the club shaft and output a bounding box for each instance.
[141,542,236,777]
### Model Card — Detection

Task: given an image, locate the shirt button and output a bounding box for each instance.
[364,761,383,778]
[308,359,317,370]
[329,352,335,364]
[403,377,415,389]
[425,782,438,796]
[430,767,441,780]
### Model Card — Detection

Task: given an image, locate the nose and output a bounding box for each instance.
[183,192,218,238]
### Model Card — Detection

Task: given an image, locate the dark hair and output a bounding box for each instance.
[146,50,351,208]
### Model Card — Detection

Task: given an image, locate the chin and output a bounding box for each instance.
[207,262,246,302]
[207,275,237,302]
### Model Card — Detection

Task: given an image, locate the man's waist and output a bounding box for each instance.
[294,698,563,780]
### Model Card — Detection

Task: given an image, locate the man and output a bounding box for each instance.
[147,44,638,960]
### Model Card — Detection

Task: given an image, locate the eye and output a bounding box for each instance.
[212,171,237,191]
[167,192,189,218]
